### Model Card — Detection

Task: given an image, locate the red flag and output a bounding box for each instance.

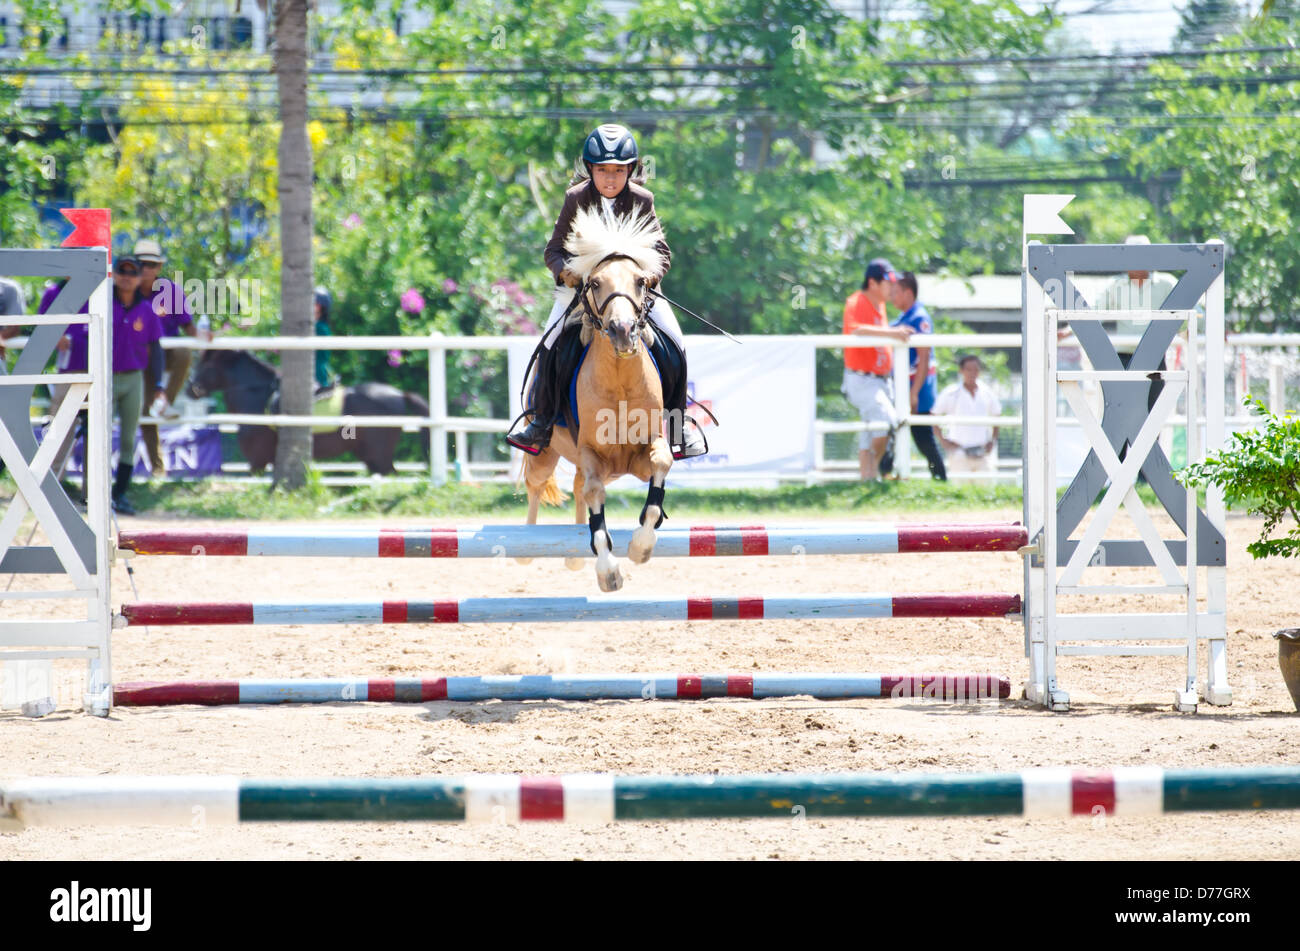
[60,209,112,266]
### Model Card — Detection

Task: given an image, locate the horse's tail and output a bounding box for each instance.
[522,454,567,507]
[403,391,432,463]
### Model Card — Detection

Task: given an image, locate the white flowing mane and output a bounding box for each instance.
[564,206,665,279]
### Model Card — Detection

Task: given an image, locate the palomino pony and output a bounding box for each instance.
[187,349,430,476]
[522,207,673,592]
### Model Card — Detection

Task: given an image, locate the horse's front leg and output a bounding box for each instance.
[579,446,621,592]
[628,435,672,565]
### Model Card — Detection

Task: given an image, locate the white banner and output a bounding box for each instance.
[506,335,816,488]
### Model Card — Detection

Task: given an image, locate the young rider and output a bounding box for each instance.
[506,123,706,459]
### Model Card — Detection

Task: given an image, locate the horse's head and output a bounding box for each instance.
[565,207,664,359]
[581,256,655,357]
[187,348,278,404]
[187,349,239,399]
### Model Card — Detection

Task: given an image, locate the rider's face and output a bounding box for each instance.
[592,163,630,198]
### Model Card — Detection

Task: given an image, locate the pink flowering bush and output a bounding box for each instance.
[400,288,425,314]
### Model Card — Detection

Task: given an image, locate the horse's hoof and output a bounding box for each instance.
[628,529,656,564]
[597,564,624,592]
[564,557,585,571]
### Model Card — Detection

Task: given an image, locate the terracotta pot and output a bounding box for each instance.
[1278,629,1300,712]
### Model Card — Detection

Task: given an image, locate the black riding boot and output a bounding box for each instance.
[111,461,136,515]
[648,331,706,459]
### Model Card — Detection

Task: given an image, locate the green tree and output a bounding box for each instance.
[1104,21,1300,329]
[1176,0,1245,49]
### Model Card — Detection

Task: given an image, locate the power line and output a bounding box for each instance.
[2,42,1295,76]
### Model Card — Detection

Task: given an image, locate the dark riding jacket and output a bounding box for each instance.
[544,179,672,285]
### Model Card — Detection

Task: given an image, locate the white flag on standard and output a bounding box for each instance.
[1023,194,1076,235]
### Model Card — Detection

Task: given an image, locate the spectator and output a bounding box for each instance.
[881,271,946,481]
[0,278,25,477]
[842,257,912,481]
[136,238,197,477]
[934,355,1001,476]
[39,279,91,485]
[314,286,334,391]
[1096,233,1181,419]
[0,277,25,346]
[105,254,165,515]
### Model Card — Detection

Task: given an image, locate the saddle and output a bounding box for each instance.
[268,385,345,435]
[526,322,684,439]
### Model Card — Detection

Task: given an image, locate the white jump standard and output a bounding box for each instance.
[1023,239,1230,711]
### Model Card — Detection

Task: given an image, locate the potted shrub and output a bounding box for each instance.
[1181,397,1300,710]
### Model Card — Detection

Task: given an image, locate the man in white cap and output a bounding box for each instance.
[0,278,26,474]
[1096,235,1179,363]
[134,238,197,476]
[0,277,26,354]
[1095,234,1181,476]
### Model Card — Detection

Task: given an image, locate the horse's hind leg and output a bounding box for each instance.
[518,449,559,565]
[628,436,673,565]
[579,446,621,592]
[565,469,587,571]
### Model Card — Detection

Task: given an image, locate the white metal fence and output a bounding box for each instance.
[17,330,1300,485]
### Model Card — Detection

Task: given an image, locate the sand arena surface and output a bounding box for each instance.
[1,510,1296,860]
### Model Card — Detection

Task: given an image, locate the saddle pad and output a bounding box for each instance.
[311,386,346,434]
[552,342,662,433]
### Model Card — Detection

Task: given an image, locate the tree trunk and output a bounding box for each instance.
[273,0,313,490]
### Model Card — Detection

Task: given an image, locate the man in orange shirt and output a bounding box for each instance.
[842,258,912,480]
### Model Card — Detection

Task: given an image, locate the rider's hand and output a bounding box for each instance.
[560,269,582,288]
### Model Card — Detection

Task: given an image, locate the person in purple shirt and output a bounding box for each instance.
[135,238,196,476]
[110,255,165,512]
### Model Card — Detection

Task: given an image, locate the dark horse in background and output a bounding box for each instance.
[187,350,430,475]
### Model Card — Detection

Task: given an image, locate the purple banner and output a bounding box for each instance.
[38,424,224,478]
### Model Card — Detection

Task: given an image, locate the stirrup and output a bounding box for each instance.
[671,414,708,460]
[506,409,552,456]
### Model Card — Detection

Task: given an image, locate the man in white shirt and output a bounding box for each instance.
[0,277,25,352]
[934,355,1001,474]
[0,278,28,479]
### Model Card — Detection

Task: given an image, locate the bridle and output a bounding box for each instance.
[574,254,653,345]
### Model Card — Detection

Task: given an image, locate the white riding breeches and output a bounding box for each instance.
[540,286,684,351]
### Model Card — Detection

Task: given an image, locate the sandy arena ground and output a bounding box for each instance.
[1,508,1297,860]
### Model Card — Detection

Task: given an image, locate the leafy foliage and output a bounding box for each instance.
[1181,397,1300,558]
[1103,20,1300,330]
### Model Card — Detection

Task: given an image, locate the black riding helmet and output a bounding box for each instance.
[582,124,641,180]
